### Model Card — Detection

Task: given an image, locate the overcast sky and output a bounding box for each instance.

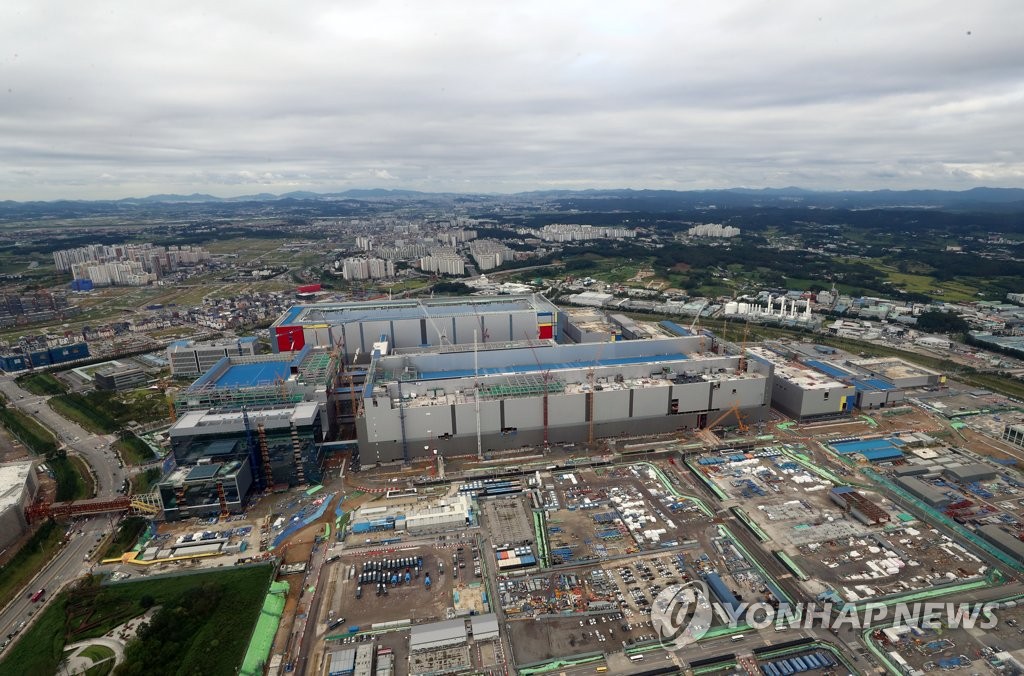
[1,1,1022,200]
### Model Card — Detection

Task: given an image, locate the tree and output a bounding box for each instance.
[915,310,969,335]
[139,594,156,609]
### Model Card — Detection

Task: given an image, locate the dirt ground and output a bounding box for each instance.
[507,615,618,663]
[325,546,457,627]
[0,424,31,463]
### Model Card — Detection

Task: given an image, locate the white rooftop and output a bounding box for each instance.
[748,346,850,391]
[0,461,34,512]
[169,401,320,437]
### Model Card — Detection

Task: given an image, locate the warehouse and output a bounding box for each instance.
[328,648,356,676]
[470,613,500,642]
[942,463,997,484]
[0,461,40,551]
[0,342,90,372]
[348,493,474,535]
[976,524,1024,561]
[747,347,855,419]
[828,486,891,525]
[357,334,771,461]
[353,643,374,676]
[894,476,951,508]
[409,618,468,652]
[167,401,325,498]
[167,336,258,377]
[271,294,566,358]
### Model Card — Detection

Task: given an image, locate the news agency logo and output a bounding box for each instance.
[650,594,1001,649]
[651,581,713,650]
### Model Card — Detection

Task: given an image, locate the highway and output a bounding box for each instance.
[0,375,127,645]
[0,375,126,497]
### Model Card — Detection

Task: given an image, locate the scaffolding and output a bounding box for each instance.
[175,349,338,413]
[478,373,565,401]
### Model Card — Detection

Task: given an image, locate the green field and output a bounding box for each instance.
[130,467,162,495]
[883,270,980,302]
[48,393,119,434]
[52,454,90,502]
[48,390,167,435]
[77,644,116,675]
[0,521,62,609]
[112,434,156,465]
[15,372,68,396]
[0,565,273,676]
[0,400,58,455]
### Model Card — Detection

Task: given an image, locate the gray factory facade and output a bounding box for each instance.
[271,294,566,359]
[356,335,772,462]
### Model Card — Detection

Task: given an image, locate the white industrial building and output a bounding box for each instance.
[408,618,468,652]
[747,346,856,419]
[167,336,259,376]
[271,295,566,359]
[724,294,815,324]
[470,613,500,641]
[0,461,40,551]
[349,493,474,535]
[358,335,770,461]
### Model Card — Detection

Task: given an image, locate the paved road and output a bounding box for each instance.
[0,375,126,498]
[0,516,107,646]
[0,375,127,644]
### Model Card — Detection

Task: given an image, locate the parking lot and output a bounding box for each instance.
[320,545,458,627]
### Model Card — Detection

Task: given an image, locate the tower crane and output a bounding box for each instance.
[586,341,609,448]
[524,331,553,449]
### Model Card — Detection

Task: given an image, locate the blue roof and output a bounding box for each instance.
[213,362,291,388]
[659,320,692,336]
[860,448,905,461]
[418,353,689,381]
[704,571,741,612]
[803,359,852,380]
[831,438,903,454]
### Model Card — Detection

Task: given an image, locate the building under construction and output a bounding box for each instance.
[174,345,339,435]
[158,460,252,521]
[161,402,325,519]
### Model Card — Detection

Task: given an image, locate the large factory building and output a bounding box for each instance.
[270,295,566,358]
[356,335,771,462]
[746,346,855,419]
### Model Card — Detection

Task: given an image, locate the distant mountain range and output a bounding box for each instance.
[121,186,1024,208]
[4,186,1024,212]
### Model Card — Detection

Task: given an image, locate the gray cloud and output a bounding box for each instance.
[1,1,1022,199]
